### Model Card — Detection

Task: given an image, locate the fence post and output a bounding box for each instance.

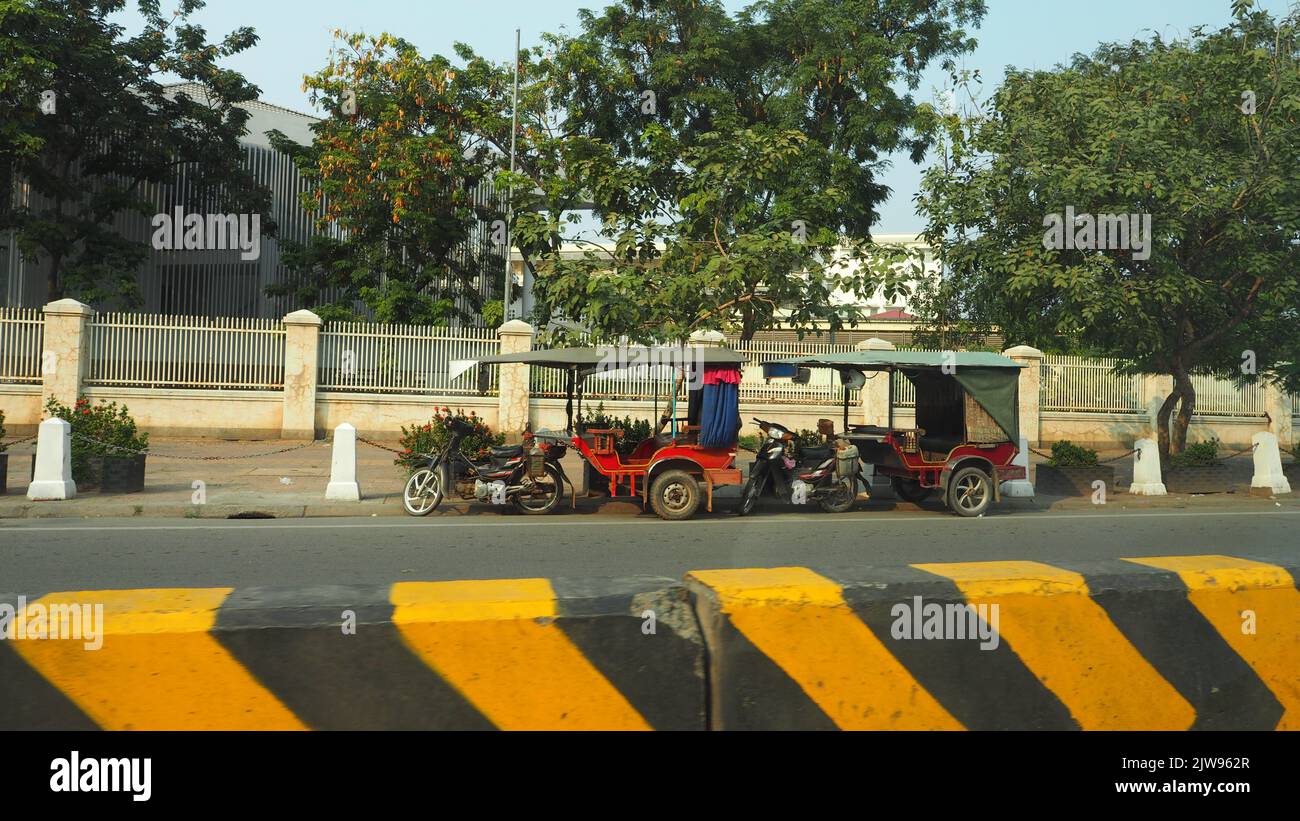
[281,309,322,440]
[856,337,895,426]
[497,319,534,443]
[1003,345,1044,447]
[40,298,94,409]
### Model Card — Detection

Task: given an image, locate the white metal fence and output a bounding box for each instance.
[0,307,43,385]
[86,313,285,390]
[1042,356,1146,413]
[319,323,499,395]
[1191,373,1265,417]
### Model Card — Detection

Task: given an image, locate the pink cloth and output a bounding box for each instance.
[701,366,742,385]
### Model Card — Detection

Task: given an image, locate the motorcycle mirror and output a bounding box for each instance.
[839,369,866,390]
[792,367,812,384]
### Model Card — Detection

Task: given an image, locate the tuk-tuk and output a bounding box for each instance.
[763,351,1027,516]
[457,346,746,520]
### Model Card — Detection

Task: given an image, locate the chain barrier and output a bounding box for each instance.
[67,432,315,461]
[1027,446,1137,463]
[356,435,408,456]
[0,433,39,448]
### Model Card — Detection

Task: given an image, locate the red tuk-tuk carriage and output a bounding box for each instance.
[456,346,746,520]
[762,351,1027,516]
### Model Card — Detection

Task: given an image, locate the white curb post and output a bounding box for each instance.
[1128,437,1167,496]
[27,418,76,501]
[1250,432,1291,495]
[1000,436,1035,497]
[325,423,361,501]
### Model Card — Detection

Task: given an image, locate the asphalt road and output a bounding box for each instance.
[2,502,1299,590]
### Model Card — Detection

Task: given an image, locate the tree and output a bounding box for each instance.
[514,0,987,342]
[267,32,506,324]
[0,0,269,305]
[915,5,1300,457]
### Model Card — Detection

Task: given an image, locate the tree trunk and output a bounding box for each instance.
[46,253,63,303]
[1171,369,1196,455]
[1155,384,1180,460]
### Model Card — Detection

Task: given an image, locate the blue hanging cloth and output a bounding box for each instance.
[698,380,740,448]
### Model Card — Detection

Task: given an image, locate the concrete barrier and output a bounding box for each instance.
[324,422,361,501]
[1251,432,1292,496]
[0,577,705,730]
[26,417,75,501]
[686,556,1298,730]
[3,557,1295,730]
[1129,437,1166,495]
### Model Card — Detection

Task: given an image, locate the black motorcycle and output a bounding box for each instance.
[402,419,567,516]
[737,418,861,515]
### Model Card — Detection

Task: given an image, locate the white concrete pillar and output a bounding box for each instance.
[40,299,94,409]
[497,319,534,444]
[1003,345,1044,447]
[1262,375,1293,452]
[281,309,322,441]
[1129,437,1167,496]
[856,337,895,426]
[1250,431,1291,495]
[325,422,361,501]
[1000,436,1035,497]
[27,417,76,500]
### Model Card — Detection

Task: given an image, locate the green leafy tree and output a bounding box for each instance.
[0,0,269,305]
[510,0,987,342]
[916,6,1300,457]
[268,32,506,324]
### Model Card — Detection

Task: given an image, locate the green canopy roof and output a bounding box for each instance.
[450,345,745,381]
[764,350,1024,442]
[763,350,1024,370]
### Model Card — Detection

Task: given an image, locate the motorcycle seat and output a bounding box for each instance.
[491,444,524,459]
[798,445,832,464]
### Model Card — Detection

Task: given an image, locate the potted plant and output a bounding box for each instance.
[1035,440,1113,496]
[0,409,8,495]
[1164,437,1233,494]
[395,407,504,477]
[43,397,150,492]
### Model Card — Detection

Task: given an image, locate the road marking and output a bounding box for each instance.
[1124,555,1300,730]
[5,508,1300,532]
[688,567,963,730]
[913,560,1197,730]
[390,579,652,731]
[10,588,306,730]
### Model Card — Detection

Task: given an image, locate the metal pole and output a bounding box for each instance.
[504,28,520,321]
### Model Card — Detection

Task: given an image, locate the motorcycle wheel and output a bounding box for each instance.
[402,466,444,516]
[818,476,857,513]
[737,475,762,516]
[513,462,564,515]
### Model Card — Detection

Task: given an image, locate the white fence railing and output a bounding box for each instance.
[86,313,285,390]
[319,323,499,396]
[1042,356,1146,413]
[0,307,43,385]
[1191,373,1265,417]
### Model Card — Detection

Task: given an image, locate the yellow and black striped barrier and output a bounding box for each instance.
[1,555,1296,730]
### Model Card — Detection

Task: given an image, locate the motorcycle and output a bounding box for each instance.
[737,418,861,515]
[402,418,567,516]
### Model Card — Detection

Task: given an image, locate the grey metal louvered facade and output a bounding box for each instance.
[1,88,506,323]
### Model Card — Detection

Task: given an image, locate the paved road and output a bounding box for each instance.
[3,501,1299,590]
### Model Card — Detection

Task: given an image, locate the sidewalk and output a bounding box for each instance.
[0,437,1295,519]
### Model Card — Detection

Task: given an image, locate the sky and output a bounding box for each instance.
[120,0,1296,236]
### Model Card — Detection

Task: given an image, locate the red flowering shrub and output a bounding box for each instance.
[395,407,503,472]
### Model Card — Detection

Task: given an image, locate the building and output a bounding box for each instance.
[2,84,504,321]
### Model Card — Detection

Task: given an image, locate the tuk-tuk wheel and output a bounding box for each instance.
[947,466,993,517]
[891,477,934,504]
[650,469,701,521]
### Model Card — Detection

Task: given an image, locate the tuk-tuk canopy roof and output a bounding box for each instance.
[761,350,1024,371]
[763,350,1024,443]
